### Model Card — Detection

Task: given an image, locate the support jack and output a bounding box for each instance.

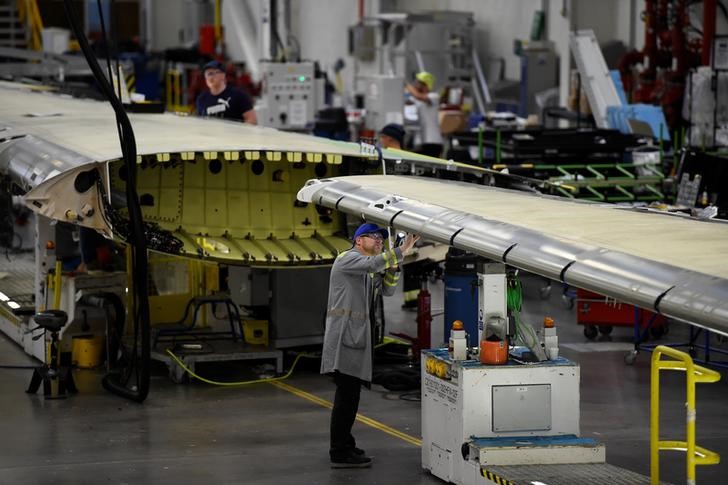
[26,310,77,399]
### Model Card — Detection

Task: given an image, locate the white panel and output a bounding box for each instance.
[492,384,551,432]
[569,29,622,127]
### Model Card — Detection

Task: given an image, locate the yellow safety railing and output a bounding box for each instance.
[16,0,44,51]
[651,345,721,485]
[165,67,194,114]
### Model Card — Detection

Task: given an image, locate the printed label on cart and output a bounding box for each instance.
[424,374,458,404]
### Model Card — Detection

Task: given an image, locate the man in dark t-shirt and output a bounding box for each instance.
[196,60,257,124]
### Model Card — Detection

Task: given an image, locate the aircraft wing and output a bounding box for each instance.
[297,175,728,335]
[0,81,458,265]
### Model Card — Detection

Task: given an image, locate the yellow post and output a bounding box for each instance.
[173,70,181,110]
[651,345,721,485]
[53,259,62,310]
[214,0,222,46]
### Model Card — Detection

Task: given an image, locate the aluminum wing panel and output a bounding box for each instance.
[0,133,92,192]
[297,176,728,334]
[301,176,728,279]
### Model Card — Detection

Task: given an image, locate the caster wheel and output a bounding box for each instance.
[584,326,598,340]
[598,325,613,336]
[562,295,574,310]
[169,361,189,384]
[169,369,188,384]
[624,350,638,365]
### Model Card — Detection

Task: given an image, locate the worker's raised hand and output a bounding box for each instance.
[400,233,420,255]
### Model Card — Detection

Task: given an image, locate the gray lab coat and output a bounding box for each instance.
[320,246,403,381]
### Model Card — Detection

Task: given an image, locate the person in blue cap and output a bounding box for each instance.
[322,222,419,468]
[196,60,257,124]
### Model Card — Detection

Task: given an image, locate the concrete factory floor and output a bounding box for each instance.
[0,273,726,484]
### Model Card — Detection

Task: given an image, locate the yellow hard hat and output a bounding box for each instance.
[415,71,435,91]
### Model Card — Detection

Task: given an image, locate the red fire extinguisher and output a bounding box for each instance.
[415,281,432,356]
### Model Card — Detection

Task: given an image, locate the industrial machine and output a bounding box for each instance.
[351,11,491,116]
[519,41,558,117]
[422,261,603,485]
[227,265,331,348]
[256,61,323,130]
[617,0,718,131]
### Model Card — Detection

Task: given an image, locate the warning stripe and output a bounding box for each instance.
[481,467,517,485]
[126,74,136,93]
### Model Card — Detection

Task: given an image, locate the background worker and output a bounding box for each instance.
[196,60,257,124]
[322,222,419,468]
[378,123,405,150]
[405,71,443,158]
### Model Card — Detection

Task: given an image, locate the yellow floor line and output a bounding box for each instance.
[271,381,422,447]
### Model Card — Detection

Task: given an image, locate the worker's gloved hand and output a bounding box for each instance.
[400,233,420,256]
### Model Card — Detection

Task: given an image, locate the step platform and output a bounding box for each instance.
[151,339,283,383]
[466,462,673,485]
[468,434,605,466]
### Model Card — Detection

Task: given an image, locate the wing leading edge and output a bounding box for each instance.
[297,175,728,335]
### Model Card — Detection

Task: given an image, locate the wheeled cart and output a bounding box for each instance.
[576,288,668,340]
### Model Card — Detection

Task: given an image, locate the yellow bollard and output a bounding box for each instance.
[53,259,62,310]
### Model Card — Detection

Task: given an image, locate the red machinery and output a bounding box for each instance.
[618,0,717,130]
[576,288,668,340]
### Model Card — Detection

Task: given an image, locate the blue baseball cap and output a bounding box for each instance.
[353,223,388,240]
[203,60,226,72]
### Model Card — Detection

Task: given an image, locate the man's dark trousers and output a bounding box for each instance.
[330,371,362,459]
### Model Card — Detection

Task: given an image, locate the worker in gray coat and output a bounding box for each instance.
[323,222,420,468]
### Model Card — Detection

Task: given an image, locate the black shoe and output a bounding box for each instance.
[351,447,366,456]
[331,453,372,468]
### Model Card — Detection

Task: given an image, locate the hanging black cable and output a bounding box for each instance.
[62,0,151,403]
[96,1,115,94]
